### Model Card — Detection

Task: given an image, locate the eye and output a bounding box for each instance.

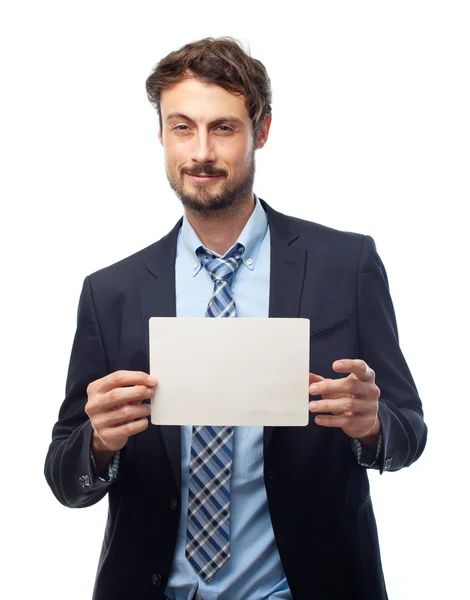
[215,125,233,133]
[174,124,190,131]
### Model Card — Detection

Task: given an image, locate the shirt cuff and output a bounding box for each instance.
[90,449,121,482]
[349,431,383,469]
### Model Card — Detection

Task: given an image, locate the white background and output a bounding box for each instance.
[1,1,469,598]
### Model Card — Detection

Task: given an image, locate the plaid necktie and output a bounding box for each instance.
[185,242,245,582]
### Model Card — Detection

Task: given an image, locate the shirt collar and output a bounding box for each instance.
[180,194,268,276]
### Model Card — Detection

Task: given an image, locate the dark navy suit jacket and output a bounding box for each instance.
[45,199,427,599]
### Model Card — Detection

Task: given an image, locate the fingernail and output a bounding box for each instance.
[310,384,318,393]
[335,361,345,368]
[309,402,317,410]
[148,375,157,384]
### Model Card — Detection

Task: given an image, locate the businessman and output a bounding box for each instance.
[45,37,427,600]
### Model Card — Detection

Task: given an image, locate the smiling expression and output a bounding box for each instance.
[158,76,270,213]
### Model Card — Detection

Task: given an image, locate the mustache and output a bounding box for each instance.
[183,166,226,177]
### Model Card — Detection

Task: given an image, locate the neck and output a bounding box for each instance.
[184,192,256,255]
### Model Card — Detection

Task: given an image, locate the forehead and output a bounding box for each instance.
[160,77,250,123]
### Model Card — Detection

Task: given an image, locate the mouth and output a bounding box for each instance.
[186,173,223,184]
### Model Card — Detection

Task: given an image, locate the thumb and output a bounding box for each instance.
[309,373,325,385]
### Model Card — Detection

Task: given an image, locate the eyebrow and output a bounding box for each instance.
[165,112,245,127]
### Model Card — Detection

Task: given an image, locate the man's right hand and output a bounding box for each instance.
[85,371,158,456]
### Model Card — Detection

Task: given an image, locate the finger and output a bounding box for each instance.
[98,417,150,445]
[309,376,364,398]
[309,397,363,414]
[313,415,351,428]
[332,359,374,382]
[103,385,155,410]
[87,385,154,417]
[90,371,158,395]
[102,402,152,428]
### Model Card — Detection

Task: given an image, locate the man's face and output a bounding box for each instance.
[158,76,269,213]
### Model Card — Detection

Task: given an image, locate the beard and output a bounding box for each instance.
[166,149,256,214]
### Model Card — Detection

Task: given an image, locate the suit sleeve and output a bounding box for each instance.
[44,276,122,507]
[357,235,427,474]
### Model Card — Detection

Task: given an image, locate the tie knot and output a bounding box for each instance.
[197,243,245,283]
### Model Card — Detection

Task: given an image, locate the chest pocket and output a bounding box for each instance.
[310,318,350,343]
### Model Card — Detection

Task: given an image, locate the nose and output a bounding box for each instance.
[191,130,216,165]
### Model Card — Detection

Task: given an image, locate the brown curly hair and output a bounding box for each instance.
[145,37,272,137]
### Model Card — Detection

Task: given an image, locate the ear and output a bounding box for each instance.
[255,114,272,150]
[158,128,163,146]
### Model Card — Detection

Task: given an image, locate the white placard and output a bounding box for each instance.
[149,317,310,426]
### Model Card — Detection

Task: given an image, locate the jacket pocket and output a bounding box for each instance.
[310,318,350,342]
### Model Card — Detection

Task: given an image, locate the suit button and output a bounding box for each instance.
[79,475,90,488]
[170,497,178,511]
[152,573,162,587]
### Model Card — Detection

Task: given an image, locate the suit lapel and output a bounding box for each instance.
[260,200,307,452]
[140,219,183,494]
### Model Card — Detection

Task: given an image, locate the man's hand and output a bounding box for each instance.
[85,371,158,455]
[308,359,381,441]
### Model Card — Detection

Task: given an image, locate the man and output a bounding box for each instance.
[44,37,427,600]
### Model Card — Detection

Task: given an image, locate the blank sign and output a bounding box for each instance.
[149,317,310,426]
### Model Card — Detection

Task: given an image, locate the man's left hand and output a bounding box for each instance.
[309,359,381,441]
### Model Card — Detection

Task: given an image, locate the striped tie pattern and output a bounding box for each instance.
[185,242,245,582]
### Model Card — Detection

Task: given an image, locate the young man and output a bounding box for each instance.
[45,37,427,600]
